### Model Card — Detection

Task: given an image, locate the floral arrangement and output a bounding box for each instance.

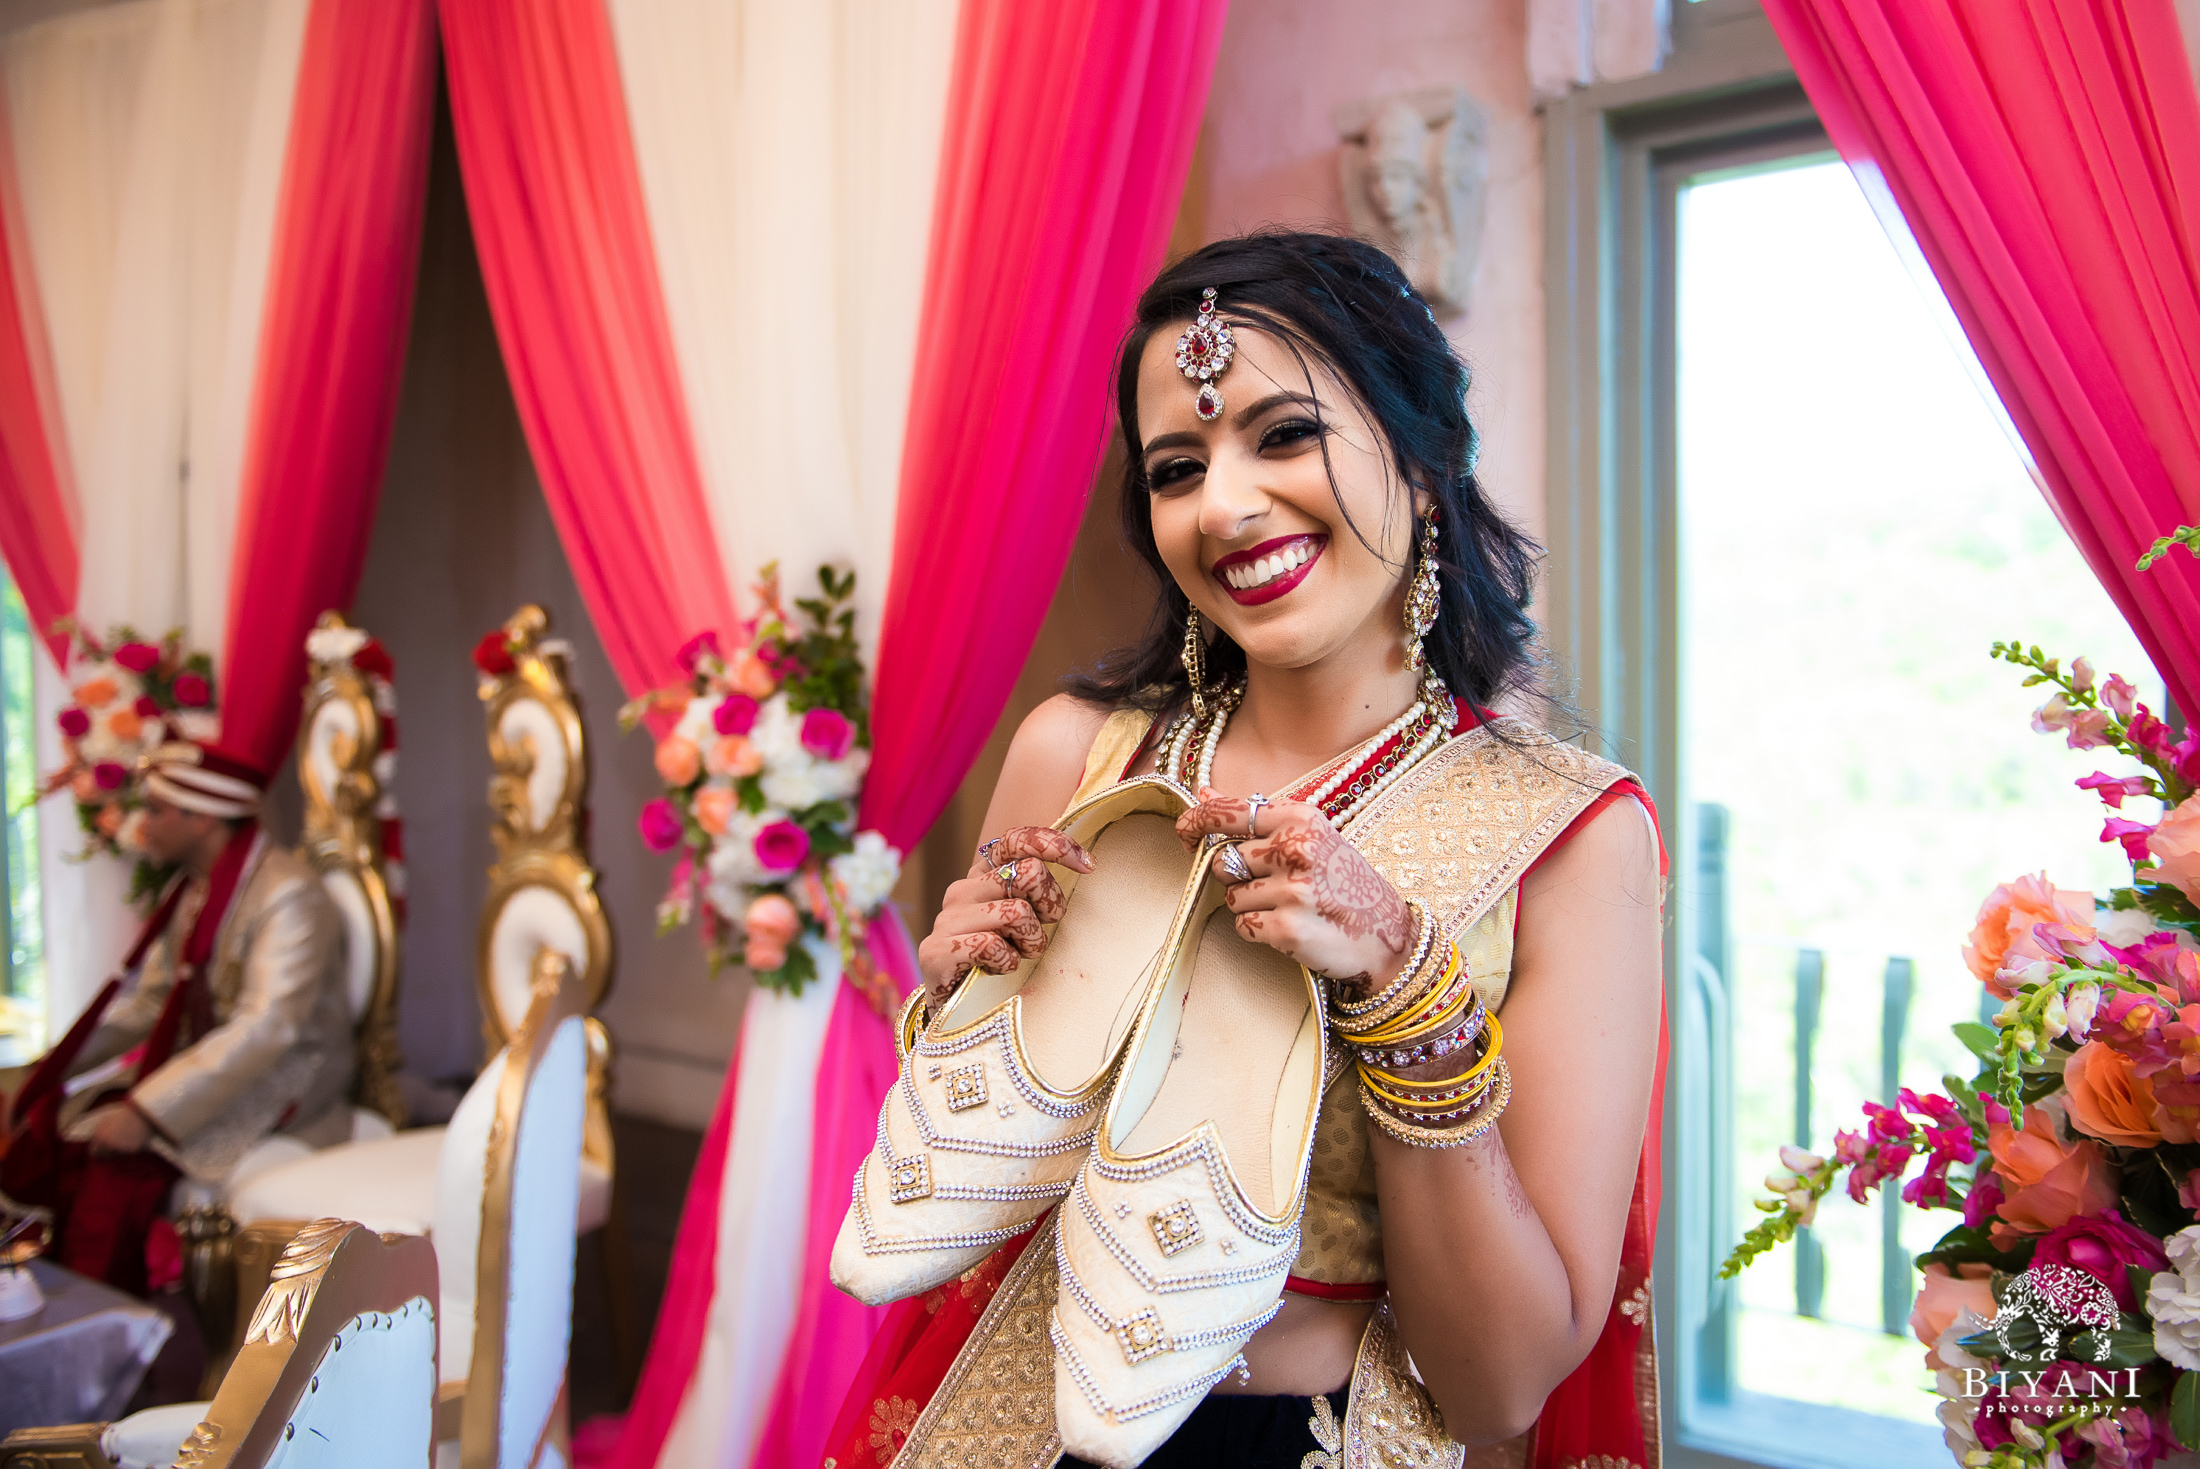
[40,623,217,898]
[1724,528,2200,1467]
[305,619,403,905]
[622,564,901,1003]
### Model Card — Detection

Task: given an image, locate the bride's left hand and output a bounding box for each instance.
[1176,786,1414,996]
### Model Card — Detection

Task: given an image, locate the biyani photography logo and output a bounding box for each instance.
[1960,1262,2145,1423]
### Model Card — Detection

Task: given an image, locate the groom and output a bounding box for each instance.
[2,741,355,1293]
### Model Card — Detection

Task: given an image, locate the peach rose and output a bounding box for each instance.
[728,651,777,700]
[1911,1261,1995,1362]
[69,769,97,802]
[106,708,142,741]
[653,737,702,787]
[706,736,763,779]
[1987,1104,2119,1241]
[692,786,736,836]
[745,892,802,945]
[1964,873,2096,998]
[2150,797,2200,906]
[94,804,123,837]
[73,677,117,708]
[2063,1041,2164,1147]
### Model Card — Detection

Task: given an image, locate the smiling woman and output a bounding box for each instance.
[826,232,1667,1469]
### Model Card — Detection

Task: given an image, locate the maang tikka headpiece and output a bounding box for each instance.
[1174,287,1236,421]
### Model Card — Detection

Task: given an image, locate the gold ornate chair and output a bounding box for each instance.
[216,606,626,1383]
[0,1220,439,1469]
[296,610,405,1129]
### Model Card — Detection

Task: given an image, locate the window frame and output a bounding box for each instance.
[1541,10,1949,1465]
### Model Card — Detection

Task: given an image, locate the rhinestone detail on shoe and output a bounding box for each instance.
[1148,1201,1202,1257]
[944,1064,987,1111]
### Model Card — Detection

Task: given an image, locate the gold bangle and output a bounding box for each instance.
[1333,899,1438,1026]
[1343,939,1463,1042]
[1346,946,1470,1046]
[1362,1058,1511,1148]
[1358,1014,1504,1102]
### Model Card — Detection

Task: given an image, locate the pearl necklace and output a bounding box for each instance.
[1164,669,1455,830]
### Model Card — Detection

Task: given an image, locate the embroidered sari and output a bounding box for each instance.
[823,709,1668,1469]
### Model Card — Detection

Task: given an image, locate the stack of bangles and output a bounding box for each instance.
[1333,899,1510,1148]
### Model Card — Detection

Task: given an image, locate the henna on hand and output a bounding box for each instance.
[980,898,1049,959]
[1175,793,1261,849]
[932,931,1022,1000]
[967,825,1094,880]
[1262,824,1412,957]
[1001,857,1070,923]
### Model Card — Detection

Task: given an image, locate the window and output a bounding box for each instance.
[1544,14,2160,1466]
[0,566,41,1061]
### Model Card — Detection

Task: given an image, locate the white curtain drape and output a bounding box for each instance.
[603,2,959,1461]
[6,0,308,1034]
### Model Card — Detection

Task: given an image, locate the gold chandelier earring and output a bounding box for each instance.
[1182,608,1213,718]
[1404,507,1441,673]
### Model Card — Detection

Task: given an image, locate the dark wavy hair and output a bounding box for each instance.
[1064,231,1549,720]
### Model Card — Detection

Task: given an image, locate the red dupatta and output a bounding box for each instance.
[821,787,1670,1467]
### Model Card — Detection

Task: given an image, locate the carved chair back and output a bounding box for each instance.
[474,605,615,1174]
[297,611,404,1127]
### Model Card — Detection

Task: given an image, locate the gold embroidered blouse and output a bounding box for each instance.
[1066,705,1630,1288]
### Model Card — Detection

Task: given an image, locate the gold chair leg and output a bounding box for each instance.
[0,1424,119,1469]
[176,1206,237,1400]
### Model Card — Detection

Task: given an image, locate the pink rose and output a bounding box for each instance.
[653,737,702,788]
[753,819,809,873]
[637,798,684,853]
[692,787,736,836]
[799,707,855,761]
[676,630,722,674]
[56,707,89,738]
[713,694,759,737]
[2148,796,2200,904]
[2031,1209,2168,1311]
[92,762,127,791]
[133,695,159,718]
[743,941,787,972]
[172,672,211,708]
[706,736,763,779]
[112,641,159,674]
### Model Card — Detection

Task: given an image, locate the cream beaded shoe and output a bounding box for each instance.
[831,776,1200,1306]
[1050,866,1327,1467]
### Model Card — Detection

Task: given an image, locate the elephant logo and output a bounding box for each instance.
[1991,1263,2119,1362]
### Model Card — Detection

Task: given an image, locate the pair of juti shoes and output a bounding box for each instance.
[830,775,1330,1467]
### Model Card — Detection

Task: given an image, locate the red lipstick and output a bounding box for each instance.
[1211,534,1326,606]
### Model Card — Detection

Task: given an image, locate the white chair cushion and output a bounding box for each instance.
[227,1128,444,1237]
[102,1401,207,1469]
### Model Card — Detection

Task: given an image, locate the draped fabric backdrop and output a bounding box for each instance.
[0,0,433,1038]
[1761,0,2200,713]
[443,1,1224,1463]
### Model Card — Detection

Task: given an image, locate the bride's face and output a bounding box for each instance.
[1135,321,1420,677]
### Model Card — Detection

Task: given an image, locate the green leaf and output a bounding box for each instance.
[1954,1022,2000,1060]
[1916,1223,2033,1275]
[2064,1320,2159,1370]
[2173,1369,2200,1449]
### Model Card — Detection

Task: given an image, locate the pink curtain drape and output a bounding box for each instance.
[754,3,1227,1461]
[607,4,1226,1465]
[217,0,437,771]
[436,0,739,704]
[1760,0,2200,715]
[0,99,74,666]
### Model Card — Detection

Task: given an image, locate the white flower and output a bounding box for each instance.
[2095,905,2163,949]
[306,625,369,664]
[2149,1225,2200,1368]
[749,695,805,763]
[760,756,827,812]
[673,695,717,746]
[2065,982,2101,1042]
[831,830,902,914]
[704,807,787,903]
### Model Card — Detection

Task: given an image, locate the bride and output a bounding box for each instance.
[826,231,1666,1468]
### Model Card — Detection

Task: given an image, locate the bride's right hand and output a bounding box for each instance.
[916,826,1094,1004]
